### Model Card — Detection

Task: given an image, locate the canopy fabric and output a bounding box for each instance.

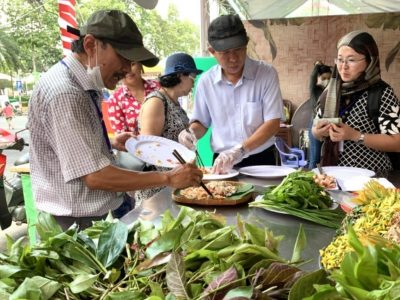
[231,0,400,19]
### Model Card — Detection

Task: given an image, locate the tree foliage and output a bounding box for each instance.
[1,0,62,74]
[0,29,21,73]
[0,0,200,76]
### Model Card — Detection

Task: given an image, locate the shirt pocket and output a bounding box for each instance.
[244,101,263,129]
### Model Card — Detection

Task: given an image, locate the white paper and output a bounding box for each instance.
[337,176,395,192]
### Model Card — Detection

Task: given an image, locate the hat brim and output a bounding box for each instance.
[209,34,248,52]
[162,68,203,77]
[114,46,159,67]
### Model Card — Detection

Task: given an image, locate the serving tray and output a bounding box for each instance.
[172,181,254,206]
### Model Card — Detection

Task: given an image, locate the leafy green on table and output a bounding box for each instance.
[227,183,254,200]
[306,225,400,299]
[250,171,345,228]
[0,207,322,299]
[262,171,332,209]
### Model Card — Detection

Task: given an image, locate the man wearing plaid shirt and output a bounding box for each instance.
[28,10,202,230]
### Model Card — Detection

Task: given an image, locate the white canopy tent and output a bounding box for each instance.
[222,0,400,19]
[198,0,400,55]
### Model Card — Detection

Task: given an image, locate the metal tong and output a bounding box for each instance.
[172,149,214,198]
[316,163,325,175]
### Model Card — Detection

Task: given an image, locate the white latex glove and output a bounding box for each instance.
[212,144,246,174]
[178,129,197,150]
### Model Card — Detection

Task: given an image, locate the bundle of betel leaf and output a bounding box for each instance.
[0,207,332,299]
[250,171,345,228]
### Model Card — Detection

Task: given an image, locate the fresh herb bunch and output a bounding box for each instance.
[264,171,333,209]
[251,171,345,228]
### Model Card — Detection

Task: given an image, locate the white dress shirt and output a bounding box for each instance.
[192,56,284,155]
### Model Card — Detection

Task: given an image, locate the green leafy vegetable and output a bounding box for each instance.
[166,252,189,299]
[263,171,332,209]
[97,221,128,268]
[310,225,400,299]
[250,171,345,228]
[0,208,317,299]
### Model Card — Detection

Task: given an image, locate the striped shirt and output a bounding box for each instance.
[28,54,121,217]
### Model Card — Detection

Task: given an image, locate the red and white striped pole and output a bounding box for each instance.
[58,0,77,56]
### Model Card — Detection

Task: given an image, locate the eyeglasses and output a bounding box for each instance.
[183,73,197,81]
[334,57,365,67]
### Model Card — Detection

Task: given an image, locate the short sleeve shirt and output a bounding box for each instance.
[3,106,13,118]
[107,79,159,134]
[192,56,284,154]
[28,54,121,217]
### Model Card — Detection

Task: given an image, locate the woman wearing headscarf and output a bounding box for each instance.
[312,31,400,173]
[134,52,203,204]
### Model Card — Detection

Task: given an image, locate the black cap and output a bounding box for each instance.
[80,10,159,67]
[208,14,249,51]
[161,53,203,77]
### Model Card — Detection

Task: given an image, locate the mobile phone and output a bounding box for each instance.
[313,117,342,126]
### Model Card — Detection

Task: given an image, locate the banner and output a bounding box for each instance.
[58,0,77,56]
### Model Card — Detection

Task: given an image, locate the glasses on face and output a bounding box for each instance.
[334,57,365,67]
[188,73,197,81]
[183,73,197,81]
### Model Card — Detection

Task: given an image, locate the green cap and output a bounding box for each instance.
[80,10,159,67]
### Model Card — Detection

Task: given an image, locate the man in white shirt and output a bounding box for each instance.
[179,14,284,173]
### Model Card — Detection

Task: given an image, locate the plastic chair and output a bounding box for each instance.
[275,137,308,168]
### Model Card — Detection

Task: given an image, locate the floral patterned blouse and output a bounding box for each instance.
[107,79,160,134]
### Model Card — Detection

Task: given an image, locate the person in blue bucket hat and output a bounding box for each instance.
[162,52,203,77]
[133,52,203,203]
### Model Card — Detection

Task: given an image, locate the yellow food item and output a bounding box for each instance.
[352,180,392,205]
[320,188,400,270]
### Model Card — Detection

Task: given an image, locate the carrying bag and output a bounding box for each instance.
[320,138,339,167]
[366,80,400,170]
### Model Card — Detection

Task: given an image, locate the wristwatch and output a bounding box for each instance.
[357,133,365,144]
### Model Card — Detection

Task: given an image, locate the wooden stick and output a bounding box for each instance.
[172,149,214,198]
